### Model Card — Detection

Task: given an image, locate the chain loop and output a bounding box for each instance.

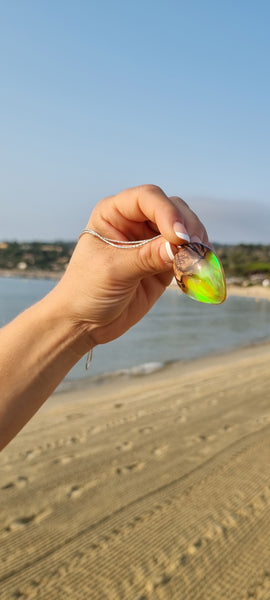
[79,228,162,249]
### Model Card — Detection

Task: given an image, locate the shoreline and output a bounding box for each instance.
[47,338,270,422]
[1,269,270,301]
[54,335,270,398]
[226,283,270,301]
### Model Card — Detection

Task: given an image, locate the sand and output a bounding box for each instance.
[1,342,270,599]
[227,284,270,301]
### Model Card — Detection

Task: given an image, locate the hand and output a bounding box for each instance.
[0,184,209,448]
[54,185,209,351]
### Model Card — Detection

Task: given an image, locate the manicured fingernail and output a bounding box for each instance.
[165,241,175,261]
[173,222,190,242]
[191,235,203,244]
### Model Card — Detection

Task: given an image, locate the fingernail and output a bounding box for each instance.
[165,241,175,261]
[191,235,203,244]
[173,222,190,242]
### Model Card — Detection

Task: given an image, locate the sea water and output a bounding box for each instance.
[1,276,270,382]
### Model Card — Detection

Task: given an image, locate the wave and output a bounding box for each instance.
[55,334,270,397]
[113,361,165,376]
[55,360,170,394]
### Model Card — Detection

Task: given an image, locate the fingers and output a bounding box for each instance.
[90,185,192,245]
[169,196,209,245]
[88,184,210,281]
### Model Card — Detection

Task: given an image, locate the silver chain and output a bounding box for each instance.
[79,228,162,248]
[80,228,163,369]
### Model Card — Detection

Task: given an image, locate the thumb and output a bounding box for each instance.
[119,236,179,281]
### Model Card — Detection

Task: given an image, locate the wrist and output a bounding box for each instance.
[45,284,97,362]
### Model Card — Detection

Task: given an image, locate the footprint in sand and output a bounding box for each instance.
[25,448,41,460]
[145,573,172,593]
[2,476,28,490]
[177,415,187,424]
[115,462,145,475]
[199,433,217,442]
[139,427,153,435]
[67,480,98,500]
[185,433,217,447]
[115,441,133,452]
[1,481,15,490]
[152,445,168,458]
[187,537,203,555]
[5,509,51,532]
[91,425,103,435]
[53,455,74,465]
[6,515,36,531]
[66,413,85,420]
[220,423,234,433]
[68,485,83,499]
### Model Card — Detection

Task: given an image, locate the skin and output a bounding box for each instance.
[0,185,208,449]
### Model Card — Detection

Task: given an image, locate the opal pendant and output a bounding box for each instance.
[173,243,226,304]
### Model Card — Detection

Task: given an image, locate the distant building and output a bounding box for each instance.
[41,245,62,252]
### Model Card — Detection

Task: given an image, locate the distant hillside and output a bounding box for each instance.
[0,241,75,273]
[0,241,270,281]
[214,243,270,279]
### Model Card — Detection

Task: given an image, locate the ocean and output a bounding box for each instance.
[1,276,270,384]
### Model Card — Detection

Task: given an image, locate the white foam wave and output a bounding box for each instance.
[115,361,165,376]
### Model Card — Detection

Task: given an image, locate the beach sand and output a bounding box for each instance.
[227,284,270,301]
[1,342,270,599]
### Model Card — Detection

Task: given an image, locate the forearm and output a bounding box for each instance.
[0,186,209,450]
[0,290,90,450]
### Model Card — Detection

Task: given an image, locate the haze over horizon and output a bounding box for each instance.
[1,1,269,244]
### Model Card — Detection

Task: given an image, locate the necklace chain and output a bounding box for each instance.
[79,228,162,248]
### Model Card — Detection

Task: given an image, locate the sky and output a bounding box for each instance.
[0,0,269,244]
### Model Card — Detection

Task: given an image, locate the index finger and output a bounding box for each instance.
[169,196,209,245]
[91,184,193,244]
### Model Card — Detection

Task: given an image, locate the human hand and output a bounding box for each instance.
[54,185,209,352]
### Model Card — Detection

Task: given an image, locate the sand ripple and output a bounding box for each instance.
[1,343,270,599]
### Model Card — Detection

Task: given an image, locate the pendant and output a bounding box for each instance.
[173,243,226,304]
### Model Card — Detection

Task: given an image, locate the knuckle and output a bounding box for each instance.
[170,195,190,210]
[140,184,163,196]
[137,244,156,274]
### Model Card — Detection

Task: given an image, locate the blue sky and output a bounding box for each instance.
[0,0,269,243]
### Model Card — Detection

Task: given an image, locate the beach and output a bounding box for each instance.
[1,341,270,599]
[227,284,270,301]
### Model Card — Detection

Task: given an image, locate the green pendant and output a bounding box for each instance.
[173,243,226,304]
